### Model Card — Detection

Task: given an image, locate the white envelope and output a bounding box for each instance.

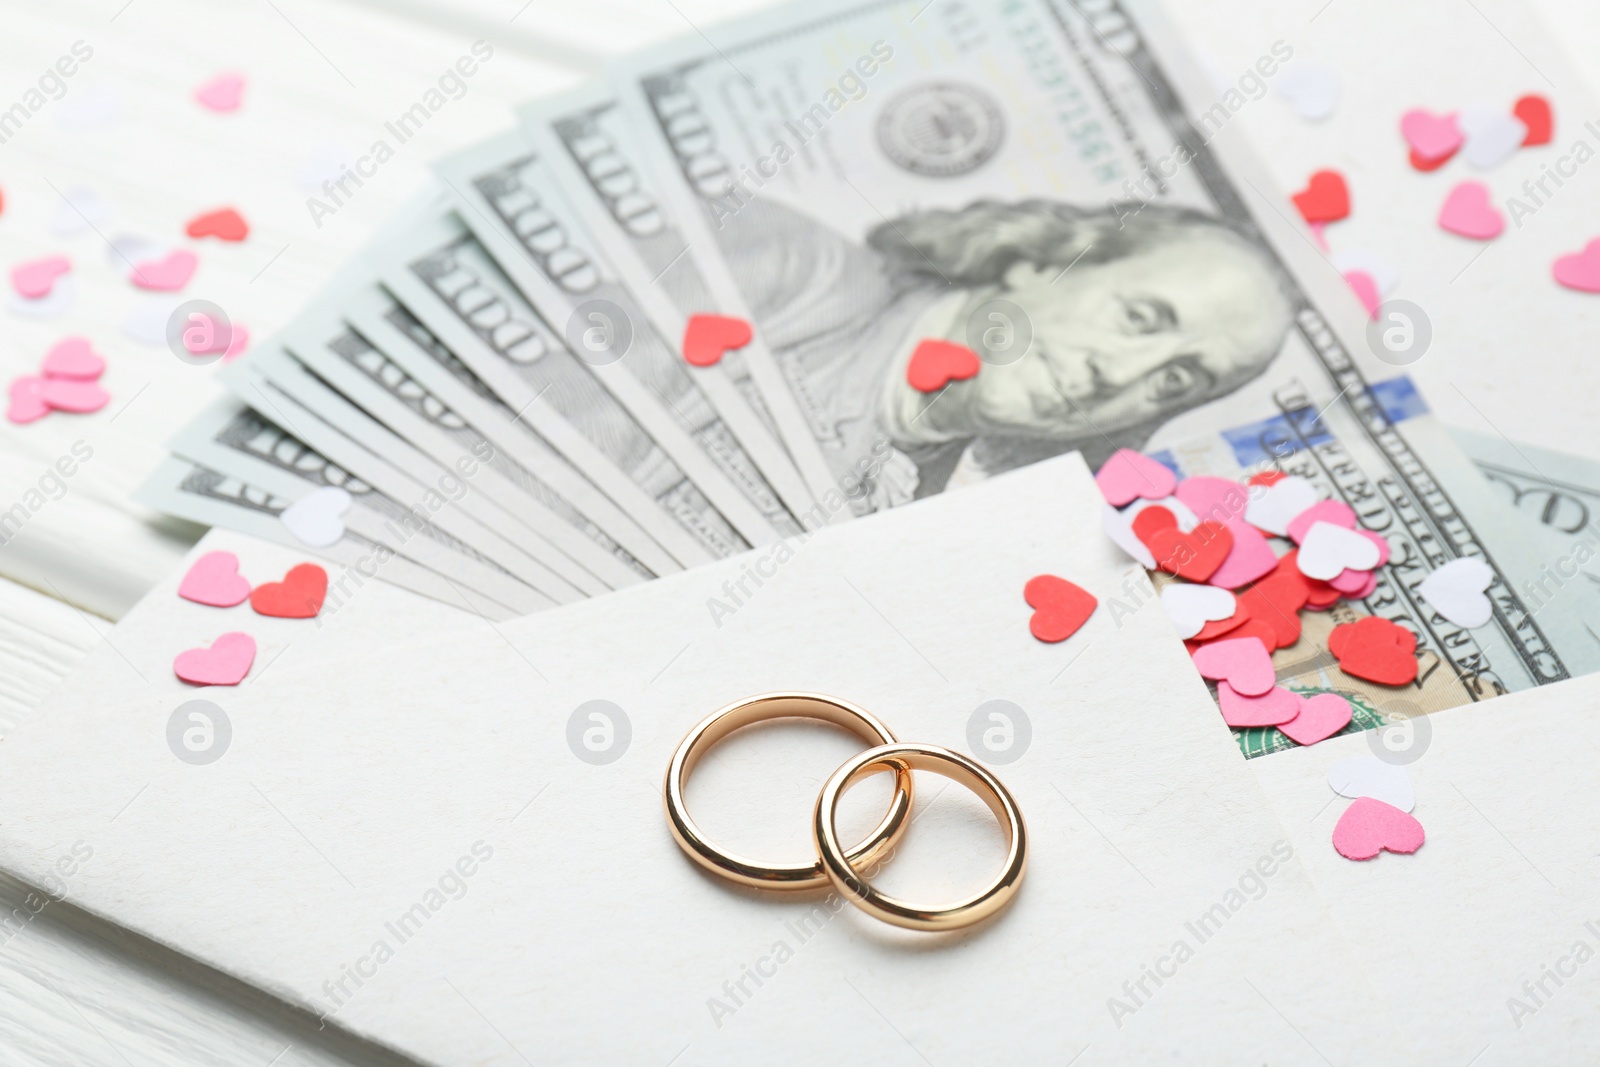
[0,455,1409,1064]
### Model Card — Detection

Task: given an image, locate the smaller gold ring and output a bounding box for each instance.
[814,743,1027,931]
[664,693,914,891]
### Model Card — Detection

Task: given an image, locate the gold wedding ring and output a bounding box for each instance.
[664,693,914,891]
[814,743,1027,931]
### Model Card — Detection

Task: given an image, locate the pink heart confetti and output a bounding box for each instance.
[1279,692,1353,746]
[1439,181,1504,240]
[1400,109,1463,162]
[178,551,253,608]
[1208,522,1279,590]
[1329,568,1379,598]
[1095,448,1176,507]
[195,73,246,113]
[41,337,106,380]
[1192,636,1275,697]
[7,377,50,424]
[1553,239,1600,293]
[1343,270,1381,320]
[11,256,71,300]
[131,249,198,291]
[1218,683,1302,728]
[1332,796,1425,860]
[173,631,256,686]
[38,378,109,414]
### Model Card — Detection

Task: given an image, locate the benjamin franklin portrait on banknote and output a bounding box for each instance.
[720,195,1296,505]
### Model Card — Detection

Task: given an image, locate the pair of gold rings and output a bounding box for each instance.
[663,693,1027,932]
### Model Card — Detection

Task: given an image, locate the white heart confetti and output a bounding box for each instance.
[1417,556,1495,628]
[1244,475,1320,536]
[1461,108,1528,170]
[1102,504,1156,569]
[280,486,351,548]
[1160,584,1237,640]
[1275,63,1340,122]
[1297,521,1382,581]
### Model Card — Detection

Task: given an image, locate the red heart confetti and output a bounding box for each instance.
[1131,506,1233,583]
[681,313,752,367]
[1513,94,1553,146]
[1408,146,1457,172]
[1023,574,1097,644]
[249,563,329,619]
[1247,469,1287,487]
[185,207,250,242]
[906,339,981,393]
[1329,616,1418,685]
[1291,169,1350,224]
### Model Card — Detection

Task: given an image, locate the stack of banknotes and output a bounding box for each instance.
[138,0,1600,718]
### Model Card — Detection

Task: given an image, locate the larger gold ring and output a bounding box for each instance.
[814,743,1027,931]
[664,693,915,891]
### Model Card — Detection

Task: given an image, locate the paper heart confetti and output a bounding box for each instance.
[1328,566,1377,596]
[906,339,980,393]
[250,563,329,619]
[131,249,198,291]
[7,378,51,424]
[1417,556,1495,628]
[1218,682,1302,728]
[185,207,250,242]
[1161,584,1237,640]
[1513,94,1553,146]
[195,73,246,112]
[122,296,181,345]
[1247,470,1286,488]
[1400,109,1463,163]
[11,256,71,300]
[1278,692,1352,746]
[1122,494,1198,531]
[1343,270,1381,320]
[1173,476,1247,526]
[1095,448,1177,507]
[1297,521,1381,581]
[178,551,253,608]
[1208,616,1280,654]
[41,337,106,380]
[1461,108,1528,169]
[681,313,751,367]
[1192,636,1275,697]
[1327,755,1415,812]
[1244,475,1319,536]
[280,486,351,547]
[1438,181,1504,240]
[1332,797,1425,861]
[1291,169,1350,224]
[8,276,75,319]
[1236,573,1308,650]
[1102,505,1156,569]
[174,632,257,686]
[1329,616,1418,686]
[1207,522,1278,590]
[1023,574,1097,643]
[1274,64,1339,122]
[1552,239,1600,293]
[1133,507,1233,583]
[1287,499,1355,544]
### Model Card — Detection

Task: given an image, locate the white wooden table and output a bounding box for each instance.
[2,0,1598,1062]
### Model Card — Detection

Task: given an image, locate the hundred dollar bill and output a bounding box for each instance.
[163,401,551,616]
[369,201,739,568]
[341,282,680,578]
[1456,428,1600,647]
[610,0,1594,699]
[223,352,588,606]
[1141,378,1600,757]
[524,85,851,515]
[136,457,519,621]
[437,131,809,540]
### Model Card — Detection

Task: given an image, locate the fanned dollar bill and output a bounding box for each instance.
[165,401,548,616]
[436,131,810,540]
[136,457,518,621]
[369,200,739,568]
[606,0,1596,701]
